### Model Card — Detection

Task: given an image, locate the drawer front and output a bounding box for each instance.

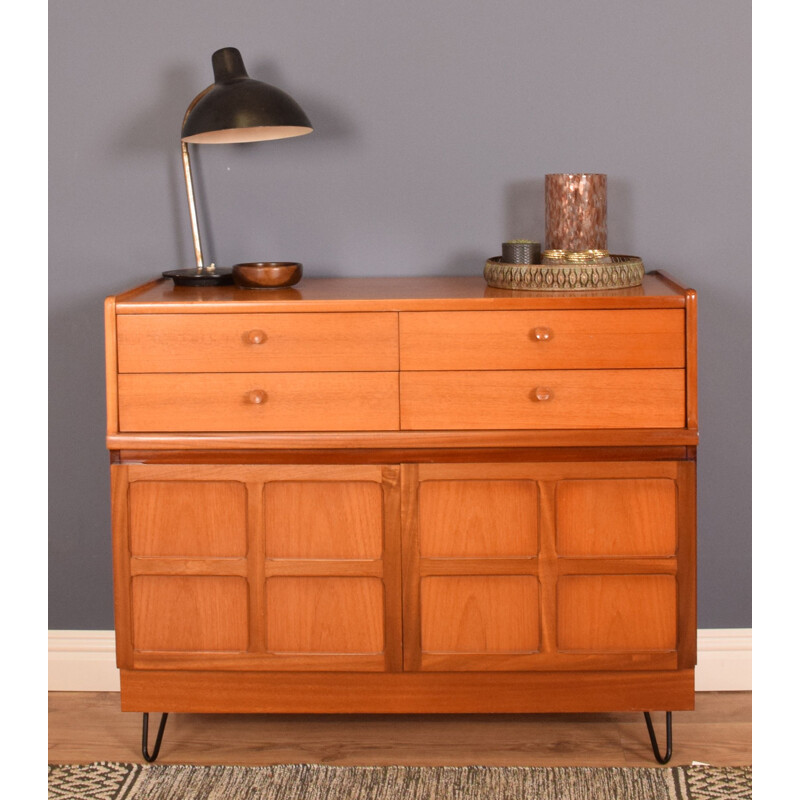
[399,310,685,370]
[117,312,398,373]
[400,370,685,430]
[118,372,399,432]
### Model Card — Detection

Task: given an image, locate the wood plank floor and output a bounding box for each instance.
[49,691,750,767]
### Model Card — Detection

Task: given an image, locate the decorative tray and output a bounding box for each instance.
[484,255,644,291]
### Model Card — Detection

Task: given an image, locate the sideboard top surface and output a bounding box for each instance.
[112,273,692,314]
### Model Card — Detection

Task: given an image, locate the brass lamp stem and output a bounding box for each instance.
[181,141,204,271]
[181,86,213,272]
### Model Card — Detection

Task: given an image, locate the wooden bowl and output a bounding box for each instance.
[232,262,302,289]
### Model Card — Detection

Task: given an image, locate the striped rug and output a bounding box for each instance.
[48,762,752,800]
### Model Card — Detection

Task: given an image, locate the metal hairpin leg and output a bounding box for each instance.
[141,712,169,763]
[643,711,673,764]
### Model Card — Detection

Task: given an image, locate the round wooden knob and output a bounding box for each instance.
[246,329,267,345]
[246,389,267,405]
[532,387,552,402]
[531,326,553,342]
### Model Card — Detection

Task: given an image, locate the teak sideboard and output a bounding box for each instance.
[104,273,697,754]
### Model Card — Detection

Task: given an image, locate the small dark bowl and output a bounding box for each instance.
[232,262,303,289]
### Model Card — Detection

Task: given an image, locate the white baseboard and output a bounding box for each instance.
[694,628,752,691]
[48,628,752,693]
[48,630,120,691]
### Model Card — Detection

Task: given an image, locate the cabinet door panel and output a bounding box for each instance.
[556,479,676,556]
[557,575,677,651]
[265,481,383,559]
[131,576,249,652]
[403,461,690,672]
[129,480,247,557]
[419,480,538,558]
[420,576,539,654]
[113,463,401,672]
[266,577,384,654]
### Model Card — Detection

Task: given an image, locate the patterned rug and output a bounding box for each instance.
[48,762,752,800]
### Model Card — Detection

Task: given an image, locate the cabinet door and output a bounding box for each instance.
[401,461,695,672]
[112,463,401,672]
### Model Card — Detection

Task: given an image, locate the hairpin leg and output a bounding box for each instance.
[643,711,672,764]
[142,712,169,763]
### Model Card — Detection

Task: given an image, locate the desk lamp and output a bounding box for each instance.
[164,47,313,286]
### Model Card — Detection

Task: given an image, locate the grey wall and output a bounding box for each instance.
[49,0,751,630]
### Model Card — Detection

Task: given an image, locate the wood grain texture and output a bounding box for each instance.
[404,461,686,672]
[412,461,682,483]
[415,651,678,673]
[104,295,119,436]
[50,690,750,766]
[118,372,400,432]
[676,461,698,669]
[125,463,391,483]
[556,575,677,651]
[555,479,677,556]
[108,428,700,451]
[400,370,686,430]
[645,272,697,430]
[381,466,404,673]
[418,480,538,558]
[685,289,699,429]
[105,273,698,717]
[400,463,423,672]
[536,480,558,660]
[129,480,247,557]
[131,576,249,652]
[130,558,248,577]
[263,560,384,578]
[246,481,266,657]
[115,446,692,465]
[400,309,685,370]
[113,274,688,314]
[265,576,385,655]
[116,669,696,714]
[117,312,399,373]
[110,465,133,669]
[264,480,383,559]
[420,576,539,654]
[114,463,402,672]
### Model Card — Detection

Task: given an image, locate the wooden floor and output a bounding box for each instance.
[48,691,750,767]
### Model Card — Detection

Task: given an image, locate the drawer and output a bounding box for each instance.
[117,312,398,373]
[118,372,399,432]
[400,370,685,430]
[399,310,685,370]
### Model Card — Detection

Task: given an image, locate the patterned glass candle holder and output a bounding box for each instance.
[545,173,607,252]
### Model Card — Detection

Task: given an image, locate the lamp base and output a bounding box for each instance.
[162,268,234,286]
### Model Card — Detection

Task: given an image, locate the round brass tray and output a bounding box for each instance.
[484,254,644,291]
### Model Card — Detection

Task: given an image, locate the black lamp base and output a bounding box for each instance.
[162,268,234,287]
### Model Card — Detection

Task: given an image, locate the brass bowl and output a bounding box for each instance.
[232,262,302,289]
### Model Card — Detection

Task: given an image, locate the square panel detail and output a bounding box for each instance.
[131,576,249,652]
[264,481,383,559]
[420,576,539,654]
[418,480,538,558]
[129,481,247,557]
[556,479,677,556]
[265,577,384,654]
[557,575,677,651]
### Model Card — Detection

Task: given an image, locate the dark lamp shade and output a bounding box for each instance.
[181,47,313,144]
